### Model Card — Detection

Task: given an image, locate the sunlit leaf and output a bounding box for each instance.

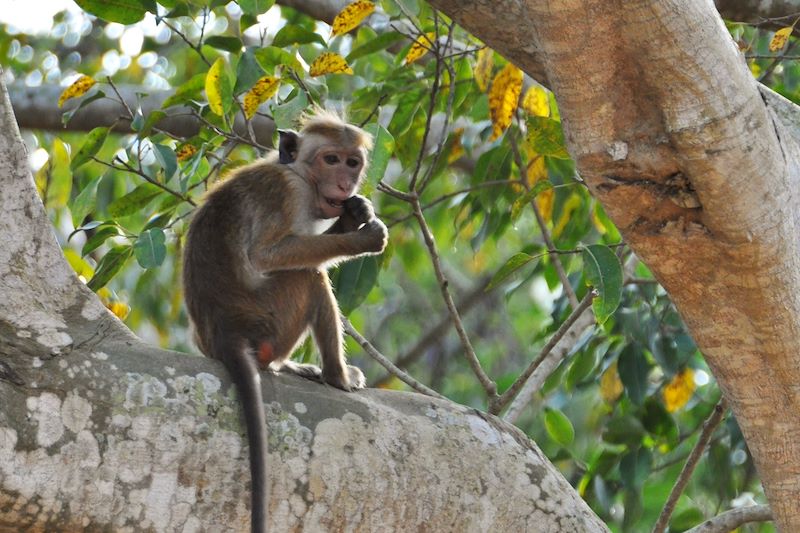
[63,248,94,280]
[332,1,375,36]
[243,76,280,119]
[511,179,552,221]
[237,0,274,16]
[73,0,153,24]
[70,127,109,171]
[82,225,120,257]
[404,32,435,64]
[204,36,243,53]
[474,47,493,92]
[347,31,404,62]
[108,183,162,218]
[309,52,354,76]
[176,144,198,161]
[581,244,622,324]
[70,174,101,227]
[106,301,130,320]
[162,73,206,108]
[544,407,575,447]
[522,86,549,117]
[205,57,233,116]
[663,368,696,412]
[364,124,394,183]
[526,116,570,159]
[487,252,537,290]
[58,75,96,108]
[87,245,133,291]
[488,63,523,140]
[769,26,793,52]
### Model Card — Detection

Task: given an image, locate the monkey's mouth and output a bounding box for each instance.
[326,198,344,209]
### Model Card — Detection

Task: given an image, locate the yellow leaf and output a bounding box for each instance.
[537,188,554,222]
[591,203,608,235]
[663,368,696,413]
[769,26,793,52]
[331,0,375,36]
[309,52,354,76]
[404,32,435,64]
[243,76,280,119]
[526,155,547,186]
[522,86,549,117]
[552,193,580,238]
[107,301,130,320]
[447,128,465,163]
[600,361,624,403]
[488,63,523,140]
[474,47,494,92]
[176,144,198,161]
[58,75,96,107]
[63,248,94,280]
[205,57,229,116]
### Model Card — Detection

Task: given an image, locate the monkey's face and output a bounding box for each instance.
[309,145,366,219]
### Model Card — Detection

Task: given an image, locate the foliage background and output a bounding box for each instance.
[3,1,793,531]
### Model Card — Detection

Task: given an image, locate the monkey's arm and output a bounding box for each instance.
[251,220,387,272]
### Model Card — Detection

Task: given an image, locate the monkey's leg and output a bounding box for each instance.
[309,270,366,391]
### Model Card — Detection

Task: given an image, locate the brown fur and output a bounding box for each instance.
[182,115,386,533]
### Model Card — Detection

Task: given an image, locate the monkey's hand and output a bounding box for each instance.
[357,218,388,254]
[331,194,375,233]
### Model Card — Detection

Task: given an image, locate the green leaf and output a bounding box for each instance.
[134,228,167,269]
[62,90,105,125]
[272,91,309,130]
[73,0,155,24]
[487,252,537,290]
[602,414,645,446]
[108,183,162,218]
[565,346,599,390]
[152,144,178,180]
[618,344,651,405]
[68,220,104,241]
[622,489,644,532]
[71,126,109,171]
[619,447,652,489]
[204,36,243,53]
[331,255,380,315]
[544,407,575,447]
[347,31,405,62]
[581,244,622,324]
[511,180,553,221]
[642,398,679,447]
[70,175,102,227]
[234,48,266,94]
[237,0,274,16]
[272,25,326,48]
[364,125,394,184]
[670,508,704,532]
[162,73,206,108]
[82,225,120,257]
[388,90,423,138]
[254,46,303,75]
[139,110,167,138]
[87,245,133,291]
[526,116,570,159]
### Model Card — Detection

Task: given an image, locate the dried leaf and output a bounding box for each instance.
[404,32,435,64]
[58,75,96,107]
[331,1,375,36]
[769,26,793,52]
[176,144,198,161]
[243,75,280,118]
[522,86,549,117]
[474,47,493,92]
[106,301,130,320]
[205,57,232,116]
[488,63,523,140]
[309,52,354,76]
[663,368,696,412]
[600,361,624,403]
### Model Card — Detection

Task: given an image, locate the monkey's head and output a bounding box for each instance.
[280,112,373,219]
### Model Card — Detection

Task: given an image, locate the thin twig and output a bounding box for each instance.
[408,23,442,192]
[343,318,447,400]
[491,292,594,414]
[411,196,498,398]
[684,505,772,533]
[509,130,579,309]
[99,156,196,206]
[652,399,728,533]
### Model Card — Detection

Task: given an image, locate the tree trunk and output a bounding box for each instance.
[0,72,606,531]
[427,0,800,530]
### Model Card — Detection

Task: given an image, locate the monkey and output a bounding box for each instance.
[182,111,388,533]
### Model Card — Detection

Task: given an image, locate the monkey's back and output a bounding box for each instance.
[182,161,293,358]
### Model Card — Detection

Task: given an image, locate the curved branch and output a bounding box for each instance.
[685,505,773,533]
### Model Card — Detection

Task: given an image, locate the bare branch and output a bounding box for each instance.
[684,505,773,533]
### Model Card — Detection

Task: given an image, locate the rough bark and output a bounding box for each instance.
[427,0,800,530]
[0,74,606,530]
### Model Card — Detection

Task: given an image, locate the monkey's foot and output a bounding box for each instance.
[280,360,323,380]
[322,365,366,392]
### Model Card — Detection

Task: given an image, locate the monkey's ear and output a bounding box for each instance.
[278,129,300,164]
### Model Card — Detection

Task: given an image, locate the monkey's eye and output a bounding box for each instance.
[323,154,340,164]
[346,157,361,168]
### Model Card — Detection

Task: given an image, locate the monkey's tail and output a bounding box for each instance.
[215,332,270,533]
